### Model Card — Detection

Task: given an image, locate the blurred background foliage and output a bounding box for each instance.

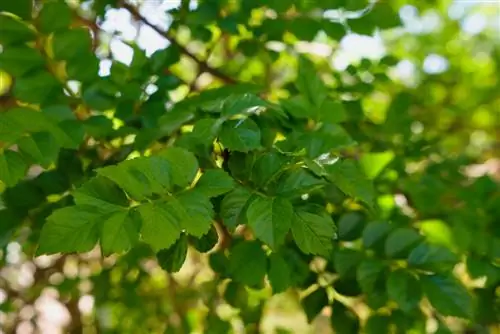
[0,0,499,333]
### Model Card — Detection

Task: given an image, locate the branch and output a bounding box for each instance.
[121,2,238,85]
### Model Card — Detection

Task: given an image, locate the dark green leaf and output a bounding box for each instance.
[356,259,385,293]
[38,1,71,33]
[220,186,253,229]
[0,46,45,77]
[156,234,188,272]
[13,71,59,104]
[301,288,329,323]
[17,132,59,168]
[73,176,129,214]
[330,302,360,334]
[52,28,92,60]
[334,248,364,278]
[420,274,473,319]
[276,168,326,197]
[296,56,328,107]
[365,315,391,334]
[387,269,422,312]
[229,240,267,287]
[267,252,291,294]
[408,243,459,272]
[159,147,199,187]
[385,228,422,258]
[337,212,365,241]
[0,14,36,45]
[190,226,218,253]
[362,221,393,249]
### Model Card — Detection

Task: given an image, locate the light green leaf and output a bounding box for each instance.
[418,219,455,249]
[387,269,422,312]
[268,252,291,294]
[296,56,328,107]
[291,210,336,257]
[219,118,261,152]
[97,163,153,200]
[0,46,45,77]
[37,206,100,255]
[359,151,395,180]
[100,210,141,255]
[156,234,188,273]
[325,159,375,206]
[246,196,293,249]
[138,201,182,252]
[159,147,199,187]
[420,274,473,319]
[408,243,459,272]
[195,169,235,197]
[220,186,253,229]
[384,228,422,258]
[319,99,347,124]
[17,132,59,168]
[73,176,129,214]
[229,240,267,287]
[0,150,27,187]
[38,1,72,33]
[170,190,214,237]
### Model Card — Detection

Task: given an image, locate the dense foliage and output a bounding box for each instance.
[0,0,498,333]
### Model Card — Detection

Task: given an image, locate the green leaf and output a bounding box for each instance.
[301,288,329,323]
[37,206,100,255]
[0,150,27,187]
[190,226,219,253]
[169,190,214,237]
[420,274,474,319]
[276,168,325,197]
[334,248,364,278]
[159,147,199,187]
[138,201,182,252]
[100,209,141,255]
[17,132,59,168]
[408,243,459,272]
[38,1,72,33]
[356,259,385,293]
[337,212,365,241]
[195,169,235,197]
[220,186,253,229]
[0,0,32,20]
[246,196,293,249]
[52,28,92,60]
[224,281,249,309]
[13,71,59,104]
[0,14,36,45]
[291,209,336,257]
[190,118,222,144]
[384,228,422,258]
[362,221,393,249]
[330,302,360,334]
[359,151,395,180]
[365,315,391,334]
[156,234,188,273]
[82,80,118,111]
[73,176,129,214]
[267,252,291,294]
[386,269,422,313]
[296,56,328,107]
[219,118,261,152]
[319,99,347,124]
[325,159,375,206]
[0,46,45,77]
[229,240,267,287]
[221,93,275,118]
[97,162,153,200]
[251,151,289,188]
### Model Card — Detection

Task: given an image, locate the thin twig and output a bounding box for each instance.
[121,2,238,85]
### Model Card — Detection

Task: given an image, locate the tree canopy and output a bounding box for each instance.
[0,0,498,333]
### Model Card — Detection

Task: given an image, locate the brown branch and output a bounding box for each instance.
[121,2,238,85]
